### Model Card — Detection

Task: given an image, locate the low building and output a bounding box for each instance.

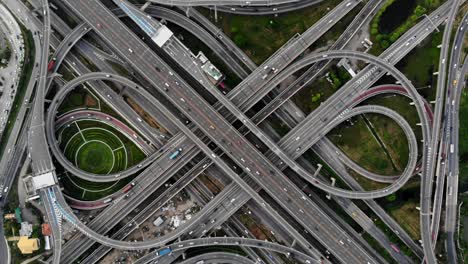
[17,236,39,254]
[4,213,15,220]
[19,222,32,237]
[42,223,51,236]
[196,52,224,85]
[153,216,165,227]
[15,208,22,223]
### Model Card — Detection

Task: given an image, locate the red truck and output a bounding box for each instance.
[47,57,57,72]
[122,182,136,193]
[390,244,400,253]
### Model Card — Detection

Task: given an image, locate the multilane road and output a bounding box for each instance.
[60,1,378,262]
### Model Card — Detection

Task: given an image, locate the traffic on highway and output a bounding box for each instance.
[0,0,466,263]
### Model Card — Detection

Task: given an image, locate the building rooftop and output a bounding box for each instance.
[32,172,55,190]
[17,237,39,254]
[42,223,51,236]
[19,222,33,237]
[151,25,173,47]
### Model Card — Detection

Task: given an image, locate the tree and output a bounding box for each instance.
[381,40,390,49]
[386,193,397,202]
[414,5,427,17]
[231,26,239,33]
[233,34,247,48]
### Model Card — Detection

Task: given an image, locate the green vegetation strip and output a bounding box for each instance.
[459,86,468,191]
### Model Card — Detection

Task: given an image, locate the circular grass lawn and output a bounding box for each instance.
[75,140,115,174]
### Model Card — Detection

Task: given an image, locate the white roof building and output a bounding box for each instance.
[32,172,56,190]
[152,25,173,47]
[19,222,33,237]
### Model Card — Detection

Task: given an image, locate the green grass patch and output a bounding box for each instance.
[363,94,422,151]
[362,233,397,264]
[459,195,468,262]
[75,141,115,174]
[396,31,442,98]
[201,0,342,64]
[378,180,421,240]
[348,170,389,191]
[389,201,421,240]
[365,113,408,171]
[292,74,335,115]
[329,115,398,175]
[459,86,468,192]
[57,120,145,200]
[60,123,137,174]
[57,87,100,115]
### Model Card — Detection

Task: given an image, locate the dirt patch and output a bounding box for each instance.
[199,174,224,195]
[125,96,167,133]
[84,94,97,108]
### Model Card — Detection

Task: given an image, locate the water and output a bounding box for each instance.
[378,0,417,34]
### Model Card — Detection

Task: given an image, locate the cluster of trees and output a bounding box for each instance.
[231,19,280,48]
[328,67,351,90]
[0,44,12,66]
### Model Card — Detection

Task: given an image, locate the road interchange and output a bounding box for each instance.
[3,0,466,263]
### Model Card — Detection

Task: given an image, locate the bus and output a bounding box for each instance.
[390,244,400,253]
[103,198,113,204]
[450,144,454,153]
[158,247,172,256]
[49,3,58,10]
[169,148,183,160]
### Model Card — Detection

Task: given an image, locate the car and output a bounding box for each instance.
[97,23,102,28]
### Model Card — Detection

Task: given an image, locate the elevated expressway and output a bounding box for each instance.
[149,0,307,6]
[25,0,63,263]
[38,2,444,264]
[58,2,432,264]
[50,79,402,262]
[113,5,250,78]
[48,2,432,264]
[44,185,319,264]
[45,4,386,262]
[51,0,362,184]
[207,0,325,15]
[41,6,436,264]
[28,0,54,175]
[420,0,462,261]
[444,11,468,263]
[114,1,412,192]
[38,12,299,262]
[44,17,384,262]
[46,72,324,263]
[177,252,256,264]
